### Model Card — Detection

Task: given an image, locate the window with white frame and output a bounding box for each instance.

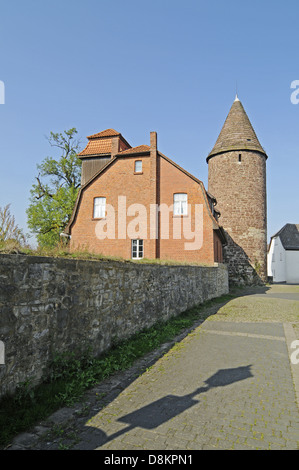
[173,193,188,216]
[93,197,106,218]
[131,239,143,259]
[134,160,142,173]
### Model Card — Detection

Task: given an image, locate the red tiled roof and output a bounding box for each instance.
[87,129,120,139]
[78,128,132,157]
[117,145,150,155]
[78,138,113,156]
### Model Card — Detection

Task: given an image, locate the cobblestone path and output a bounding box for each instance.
[83,321,299,450]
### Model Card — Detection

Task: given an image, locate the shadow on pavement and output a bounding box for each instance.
[59,287,269,451]
[82,365,253,450]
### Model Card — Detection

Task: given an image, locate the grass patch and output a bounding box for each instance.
[0,239,28,254]
[0,292,234,448]
[0,240,209,266]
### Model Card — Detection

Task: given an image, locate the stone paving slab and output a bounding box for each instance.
[5,317,299,451]
[253,292,299,302]
[201,321,286,337]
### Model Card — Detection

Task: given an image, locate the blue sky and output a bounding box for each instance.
[0,0,298,246]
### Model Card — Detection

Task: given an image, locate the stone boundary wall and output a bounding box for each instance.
[0,254,228,397]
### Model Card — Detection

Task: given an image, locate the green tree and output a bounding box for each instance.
[26,128,82,248]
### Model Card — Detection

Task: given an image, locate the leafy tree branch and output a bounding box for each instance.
[26,128,82,248]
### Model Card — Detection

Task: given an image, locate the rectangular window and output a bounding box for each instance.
[173,193,188,216]
[93,197,106,218]
[131,239,143,259]
[134,160,142,173]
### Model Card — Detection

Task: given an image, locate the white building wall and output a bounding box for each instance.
[267,236,286,282]
[285,250,299,283]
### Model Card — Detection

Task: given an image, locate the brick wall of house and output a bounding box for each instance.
[158,156,215,264]
[70,152,219,265]
[70,154,156,259]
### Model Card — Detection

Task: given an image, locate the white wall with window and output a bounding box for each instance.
[131,239,143,259]
[93,197,106,218]
[267,236,286,282]
[173,193,188,216]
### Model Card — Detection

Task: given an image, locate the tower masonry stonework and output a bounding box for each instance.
[207,96,268,285]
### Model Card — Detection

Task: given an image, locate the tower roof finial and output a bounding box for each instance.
[235,81,239,101]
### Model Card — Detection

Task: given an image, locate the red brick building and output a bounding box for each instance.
[64,129,226,264]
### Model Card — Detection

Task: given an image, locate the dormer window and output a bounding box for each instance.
[134,160,142,173]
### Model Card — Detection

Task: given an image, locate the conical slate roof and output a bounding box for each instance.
[207,96,267,161]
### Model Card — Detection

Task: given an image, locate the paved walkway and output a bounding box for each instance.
[7,285,299,450]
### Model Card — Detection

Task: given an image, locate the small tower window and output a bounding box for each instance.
[238,154,242,163]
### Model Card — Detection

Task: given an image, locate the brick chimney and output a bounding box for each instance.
[150,131,160,257]
[111,135,120,158]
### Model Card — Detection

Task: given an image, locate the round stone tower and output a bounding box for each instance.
[207,95,268,285]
